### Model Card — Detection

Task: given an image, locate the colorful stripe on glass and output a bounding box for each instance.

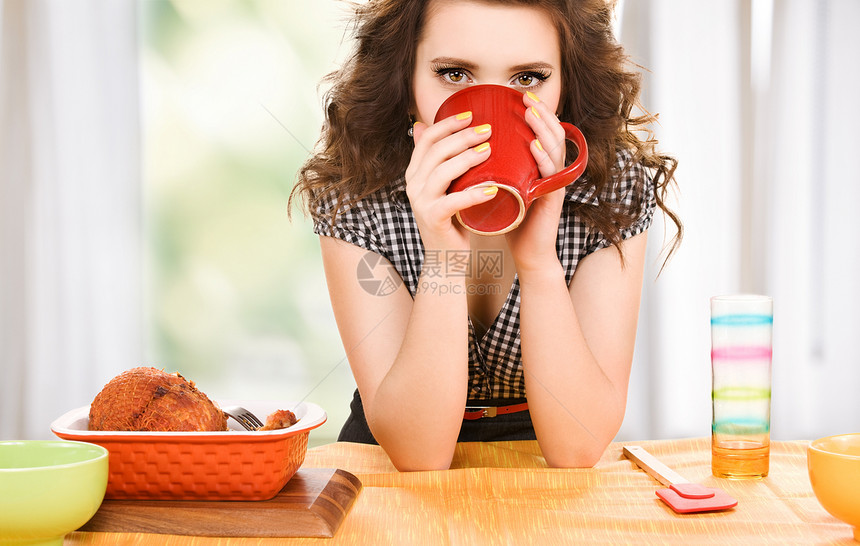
[711,346,772,360]
[711,314,772,326]
[712,418,770,434]
[712,387,771,401]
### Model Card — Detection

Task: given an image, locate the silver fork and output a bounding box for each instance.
[222,406,264,431]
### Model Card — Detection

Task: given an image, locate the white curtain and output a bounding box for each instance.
[0,0,141,440]
[617,0,860,442]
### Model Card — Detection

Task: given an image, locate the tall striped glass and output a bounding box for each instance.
[710,295,773,479]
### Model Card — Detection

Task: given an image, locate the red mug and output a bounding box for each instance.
[434,84,588,235]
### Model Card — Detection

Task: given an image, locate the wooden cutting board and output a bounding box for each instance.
[79,468,361,538]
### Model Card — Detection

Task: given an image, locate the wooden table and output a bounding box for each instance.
[66,438,855,545]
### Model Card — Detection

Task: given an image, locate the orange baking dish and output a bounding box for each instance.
[51,400,326,500]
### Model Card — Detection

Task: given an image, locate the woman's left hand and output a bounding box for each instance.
[506,91,567,274]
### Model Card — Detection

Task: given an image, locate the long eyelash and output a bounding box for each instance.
[430,62,462,76]
[521,70,551,82]
[429,63,551,84]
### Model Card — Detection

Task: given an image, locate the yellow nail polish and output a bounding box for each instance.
[534,139,544,152]
[474,124,491,135]
[456,111,472,120]
[482,185,498,196]
[474,142,490,153]
[531,106,541,119]
[527,91,540,103]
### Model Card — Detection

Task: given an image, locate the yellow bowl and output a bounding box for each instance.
[808,433,860,541]
[0,440,108,546]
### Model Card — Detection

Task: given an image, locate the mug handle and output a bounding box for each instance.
[527,122,588,201]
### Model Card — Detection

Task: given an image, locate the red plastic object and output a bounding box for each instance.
[623,445,738,514]
[656,484,739,513]
[51,400,326,500]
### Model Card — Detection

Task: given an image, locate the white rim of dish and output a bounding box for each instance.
[50,400,327,437]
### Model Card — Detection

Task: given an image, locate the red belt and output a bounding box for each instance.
[463,403,529,420]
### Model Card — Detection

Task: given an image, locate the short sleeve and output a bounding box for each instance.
[311,190,385,256]
[587,148,657,252]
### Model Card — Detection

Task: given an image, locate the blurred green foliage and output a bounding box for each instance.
[139,0,355,445]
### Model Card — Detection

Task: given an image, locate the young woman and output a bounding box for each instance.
[292,0,681,470]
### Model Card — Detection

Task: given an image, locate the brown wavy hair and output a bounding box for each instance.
[291,0,682,261]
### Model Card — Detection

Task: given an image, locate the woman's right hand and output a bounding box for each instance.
[404,112,496,251]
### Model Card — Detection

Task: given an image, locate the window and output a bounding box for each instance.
[140,1,354,445]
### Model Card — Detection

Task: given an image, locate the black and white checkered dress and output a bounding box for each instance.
[312,147,655,401]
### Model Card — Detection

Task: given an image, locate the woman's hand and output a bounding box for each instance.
[405,112,496,252]
[506,92,568,275]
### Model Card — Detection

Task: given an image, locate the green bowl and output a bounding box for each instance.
[0,440,108,546]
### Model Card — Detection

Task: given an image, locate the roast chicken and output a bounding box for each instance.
[88,367,228,432]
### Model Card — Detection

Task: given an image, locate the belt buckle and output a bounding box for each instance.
[466,406,496,418]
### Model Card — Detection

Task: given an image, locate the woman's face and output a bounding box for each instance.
[412,0,563,125]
